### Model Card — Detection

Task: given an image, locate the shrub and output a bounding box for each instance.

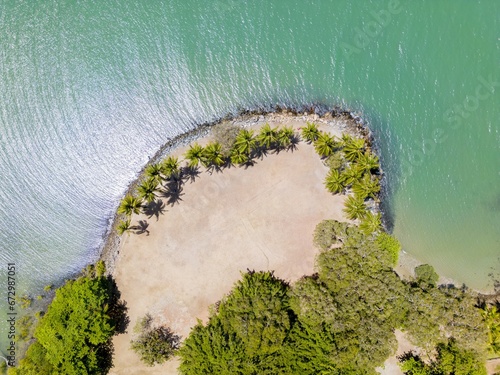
[14,272,118,374]
[398,339,487,375]
[313,220,350,250]
[325,151,344,170]
[43,284,53,292]
[376,232,401,266]
[415,264,439,287]
[130,316,180,366]
[211,122,241,156]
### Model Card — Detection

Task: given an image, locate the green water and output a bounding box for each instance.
[0,0,498,352]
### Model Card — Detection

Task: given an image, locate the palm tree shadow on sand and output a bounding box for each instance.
[181,166,201,183]
[142,199,166,221]
[160,180,185,206]
[131,220,150,236]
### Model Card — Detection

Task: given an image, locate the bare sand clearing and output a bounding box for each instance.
[109,120,350,374]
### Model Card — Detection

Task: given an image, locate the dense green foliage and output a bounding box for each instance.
[117,194,142,216]
[179,219,488,374]
[179,271,292,374]
[300,122,320,143]
[414,264,439,287]
[130,314,180,366]
[481,305,500,355]
[10,262,120,375]
[399,339,487,375]
[376,232,402,266]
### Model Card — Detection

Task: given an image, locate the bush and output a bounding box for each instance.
[12,270,121,375]
[415,264,439,287]
[398,339,487,375]
[211,122,241,156]
[376,232,402,266]
[324,151,345,170]
[313,220,350,250]
[130,316,180,366]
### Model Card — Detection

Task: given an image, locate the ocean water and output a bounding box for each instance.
[0,0,498,350]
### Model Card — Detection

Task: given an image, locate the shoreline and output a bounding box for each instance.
[98,105,498,297]
[99,105,373,275]
[108,112,372,373]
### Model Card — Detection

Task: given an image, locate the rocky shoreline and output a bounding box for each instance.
[98,105,374,275]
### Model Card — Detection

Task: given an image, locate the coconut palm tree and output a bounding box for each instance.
[359,212,382,235]
[301,122,320,143]
[256,123,278,149]
[341,164,364,186]
[340,133,354,147]
[343,195,367,220]
[276,126,294,149]
[203,142,225,168]
[314,132,338,158]
[234,129,256,155]
[184,143,205,168]
[357,152,380,173]
[118,195,142,216]
[352,174,381,199]
[230,148,249,165]
[117,219,132,235]
[137,178,158,203]
[324,169,345,194]
[145,163,163,185]
[161,156,180,180]
[343,137,365,162]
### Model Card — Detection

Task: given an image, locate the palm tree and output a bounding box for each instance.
[203,142,225,168]
[343,137,365,162]
[359,212,382,235]
[301,122,320,143]
[341,164,364,186]
[314,132,338,157]
[230,148,249,165]
[352,174,381,199]
[117,219,132,235]
[343,195,367,220]
[324,169,345,194]
[256,123,278,149]
[161,156,180,179]
[234,129,256,155]
[118,195,142,216]
[137,178,157,203]
[145,164,163,185]
[184,143,205,168]
[340,133,354,147]
[276,126,294,149]
[357,152,380,173]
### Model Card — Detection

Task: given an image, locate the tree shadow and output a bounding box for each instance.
[251,147,268,161]
[206,164,225,175]
[97,340,114,375]
[132,220,150,236]
[105,275,130,335]
[161,180,184,206]
[142,199,166,221]
[181,166,201,183]
[287,134,300,152]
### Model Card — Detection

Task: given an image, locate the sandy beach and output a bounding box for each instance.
[109,115,359,374]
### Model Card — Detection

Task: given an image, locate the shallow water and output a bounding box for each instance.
[0,0,498,350]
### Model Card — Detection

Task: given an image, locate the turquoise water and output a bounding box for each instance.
[0,0,498,350]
